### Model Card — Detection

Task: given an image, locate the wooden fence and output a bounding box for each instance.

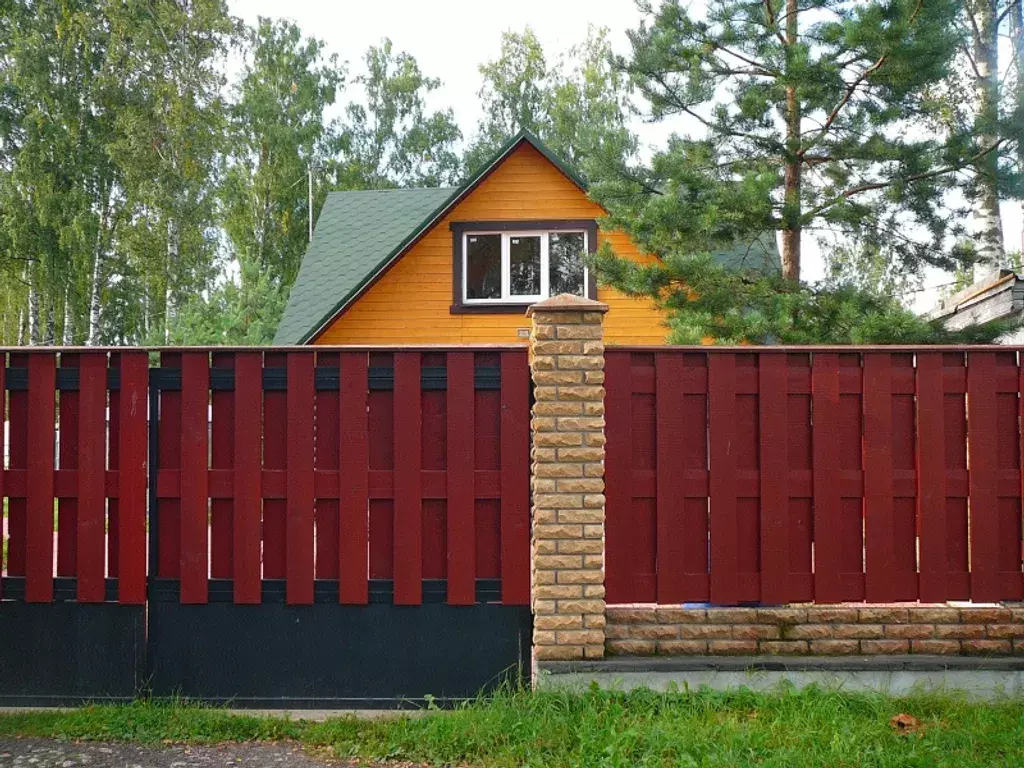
[605,347,1024,606]
[0,347,531,607]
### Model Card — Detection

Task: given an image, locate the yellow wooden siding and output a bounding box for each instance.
[314,143,667,345]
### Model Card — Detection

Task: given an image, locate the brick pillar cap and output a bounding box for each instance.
[526,293,609,316]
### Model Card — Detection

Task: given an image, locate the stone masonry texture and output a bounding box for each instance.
[606,605,1024,656]
[528,294,609,662]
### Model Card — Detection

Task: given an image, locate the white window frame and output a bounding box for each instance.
[462,229,588,305]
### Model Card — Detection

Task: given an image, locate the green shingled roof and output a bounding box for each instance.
[274,187,453,344]
[274,130,781,344]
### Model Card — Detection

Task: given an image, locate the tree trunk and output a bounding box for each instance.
[62,279,75,345]
[44,300,55,346]
[164,216,180,342]
[970,0,1006,281]
[781,0,802,282]
[27,261,40,346]
[1012,0,1024,254]
[87,201,109,346]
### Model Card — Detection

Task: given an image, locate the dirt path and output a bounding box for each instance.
[0,738,431,768]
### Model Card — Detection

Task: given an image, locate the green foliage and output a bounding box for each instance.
[335,38,462,189]
[464,26,637,180]
[595,0,979,283]
[172,263,288,345]
[221,17,343,291]
[3,687,1024,767]
[593,244,1013,344]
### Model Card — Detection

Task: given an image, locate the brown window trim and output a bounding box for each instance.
[450,220,598,314]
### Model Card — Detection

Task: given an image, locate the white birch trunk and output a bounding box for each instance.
[164,217,180,342]
[87,203,109,346]
[63,280,74,345]
[970,0,1006,282]
[27,263,40,346]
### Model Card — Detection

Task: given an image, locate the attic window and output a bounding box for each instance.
[451,220,598,313]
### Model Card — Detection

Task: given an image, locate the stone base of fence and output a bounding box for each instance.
[606,605,1024,656]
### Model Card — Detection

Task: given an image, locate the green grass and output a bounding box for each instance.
[1,686,1023,767]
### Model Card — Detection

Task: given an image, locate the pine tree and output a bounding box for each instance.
[591,0,1014,343]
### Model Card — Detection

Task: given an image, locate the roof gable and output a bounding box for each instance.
[275,131,583,344]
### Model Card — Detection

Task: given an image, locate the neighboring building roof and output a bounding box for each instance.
[275,130,782,344]
[925,269,1024,333]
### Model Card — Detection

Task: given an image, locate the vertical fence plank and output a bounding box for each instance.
[233,352,263,604]
[916,352,947,601]
[77,354,107,603]
[446,352,475,605]
[811,353,841,602]
[339,351,369,604]
[996,352,1024,600]
[500,351,531,606]
[314,351,340,580]
[759,353,788,604]
[967,351,1000,601]
[210,352,234,580]
[117,352,148,605]
[158,352,182,579]
[25,354,56,603]
[7,353,27,578]
[863,353,897,601]
[603,350,635,603]
[180,352,209,604]
[0,353,4,593]
[57,353,79,577]
[655,354,687,603]
[107,356,120,578]
[286,353,315,605]
[393,352,422,605]
[708,353,739,604]
[262,352,287,579]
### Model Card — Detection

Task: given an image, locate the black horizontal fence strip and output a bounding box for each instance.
[1,578,119,603]
[145,578,502,605]
[3,367,122,392]
[144,365,503,392]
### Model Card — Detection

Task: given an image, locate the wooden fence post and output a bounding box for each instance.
[527,294,608,661]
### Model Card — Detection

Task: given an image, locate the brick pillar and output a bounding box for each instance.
[527,294,608,662]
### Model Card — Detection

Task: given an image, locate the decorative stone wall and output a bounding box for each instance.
[528,294,609,661]
[607,605,1024,656]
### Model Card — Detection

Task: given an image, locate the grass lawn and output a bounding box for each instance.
[0,685,1022,767]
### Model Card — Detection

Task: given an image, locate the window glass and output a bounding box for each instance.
[465,234,501,299]
[509,235,541,296]
[549,232,586,296]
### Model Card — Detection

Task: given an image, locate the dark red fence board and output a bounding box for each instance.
[499,350,531,605]
[314,351,340,581]
[339,351,369,604]
[446,352,475,605]
[76,354,106,603]
[286,353,315,605]
[606,347,1024,606]
[262,352,288,580]
[179,352,209,604]
[393,352,423,605]
[25,354,55,603]
[158,352,182,579]
[0,354,4,595]
[758,353,788,604]
[57,354,79,578]
[117,352,148,605]
[232,351,263,604]
[7,353,27,579]
[210,352,234,580]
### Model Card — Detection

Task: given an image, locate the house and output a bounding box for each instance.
[274,131,779,345]
[925,270,1024,342]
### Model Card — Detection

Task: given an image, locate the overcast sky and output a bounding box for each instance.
[227,0,1024,304]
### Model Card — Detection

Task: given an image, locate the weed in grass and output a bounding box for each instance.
[0,685,1021,767]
